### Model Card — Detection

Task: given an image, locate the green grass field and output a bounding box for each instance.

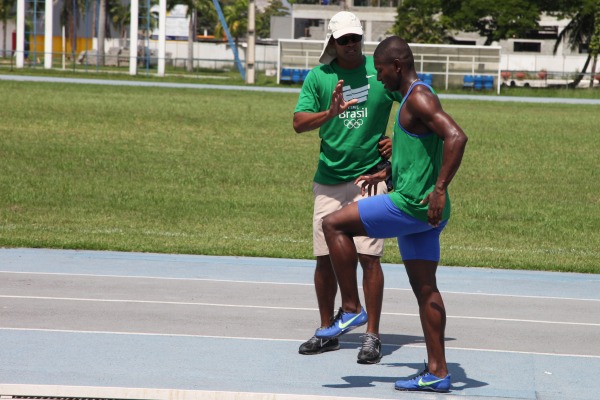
[0,78,598,273]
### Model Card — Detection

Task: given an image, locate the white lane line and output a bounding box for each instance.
[2,327,600,360]
[1,270,599,302]
[2,295,600,327]
[0,384,399,400]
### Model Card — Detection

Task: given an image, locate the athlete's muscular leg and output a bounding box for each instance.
[314,255,338,327]
[404,259,448,378]
[358,253,384,336]
[322,202,368,314]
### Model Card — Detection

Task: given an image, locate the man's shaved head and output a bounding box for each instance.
[373,36,414,67]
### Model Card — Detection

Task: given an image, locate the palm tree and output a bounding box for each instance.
[60,0,87,59]
[214,0,247,47]
[109,0,130,38]
[1,0,17,57]
[587,3,600,87]
[98,0,106,65]
[552,0,599,88]
[171,0,200,72]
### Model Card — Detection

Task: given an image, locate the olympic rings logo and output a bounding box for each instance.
[344,119,364,129]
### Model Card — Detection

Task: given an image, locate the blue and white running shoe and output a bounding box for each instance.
[395,365,451,393]
[314,307,368,339]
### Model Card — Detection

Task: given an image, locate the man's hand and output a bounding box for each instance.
[421,188,446,227]
[293,80,359,133]
[329,80,358,117]
[378,136,392,159]
[355,169,387,197]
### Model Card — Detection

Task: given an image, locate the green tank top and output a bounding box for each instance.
[294,56,402,184]
[389,81,451,223]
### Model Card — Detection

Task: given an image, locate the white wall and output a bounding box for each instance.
[105,38,280,71]
[0,20,16,57]
[94,38,593,77]
[501,53,590,75]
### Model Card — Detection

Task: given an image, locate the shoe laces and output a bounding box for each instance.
[310,335,329,345]
[415,361,430,379]
[325,307,344,328]
[360,333,380,353]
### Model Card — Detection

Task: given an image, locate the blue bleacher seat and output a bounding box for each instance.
[280,68,292,83]
[474,75,484,90]
[423,73,433,86]
[301,69,310,82]
[483,75,494,90]
[417,73,433,86]
[463,75,474,88]
[292,69,302,83]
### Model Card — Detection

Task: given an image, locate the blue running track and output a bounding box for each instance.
[1,248,599,400]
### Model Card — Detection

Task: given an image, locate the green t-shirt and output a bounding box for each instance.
[389,82,451,223]
[294,56,402,184]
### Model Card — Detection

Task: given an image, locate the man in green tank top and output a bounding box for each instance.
[293,11,402,364]
[318,36,468,393]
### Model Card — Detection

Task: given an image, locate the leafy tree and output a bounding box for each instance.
[109,0,131,38]
[98,0,107,65]
[171,0,216,72]
[1,0,16,57]
[548,0,599,87]
[214,0,247,45]
[391,0,446,43]
[60,0,87,59]
[442,0,541,45]
[172,0,199,72]
[589,3,600,87]
[197,0,217,36]
[256,0,288,39]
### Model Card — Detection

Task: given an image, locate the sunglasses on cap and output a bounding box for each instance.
[334,34,363,46]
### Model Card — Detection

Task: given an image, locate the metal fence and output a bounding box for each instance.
[277,39,502,93]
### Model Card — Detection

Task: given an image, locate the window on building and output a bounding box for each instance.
[450,38,477,46]
[513,42,541,52]
[524,26,558,40]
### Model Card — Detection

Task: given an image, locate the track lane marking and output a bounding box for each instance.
[2,295,599,327]
[1,271,598,302]
[1,327,599,359]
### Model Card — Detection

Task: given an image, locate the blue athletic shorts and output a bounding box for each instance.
[357,194,448,262]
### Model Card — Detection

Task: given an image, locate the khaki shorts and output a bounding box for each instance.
[313,180,387,257]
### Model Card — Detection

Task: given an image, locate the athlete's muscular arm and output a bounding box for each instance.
[293,80,358,133]
[408,88,468,227]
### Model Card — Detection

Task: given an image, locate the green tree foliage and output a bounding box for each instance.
[442,0,541,45]
[60,0,86,57]
[109,0,131,38]
[197,0,217,36]
[550,0,598,53]
[391,0,446,43]
[589,3,600,86]
[214,0,247,44]
[544,0,599,87]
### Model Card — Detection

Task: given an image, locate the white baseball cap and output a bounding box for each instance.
[319,11,364,65]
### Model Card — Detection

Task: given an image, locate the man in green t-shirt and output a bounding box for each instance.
[318,36,468,393]
[293,11,401,364]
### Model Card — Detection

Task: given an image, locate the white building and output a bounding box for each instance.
[271,5,591,79]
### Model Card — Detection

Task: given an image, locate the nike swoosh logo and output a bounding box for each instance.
[338,313,362,329]
[366,75,375,78]
[418,377,444,387]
